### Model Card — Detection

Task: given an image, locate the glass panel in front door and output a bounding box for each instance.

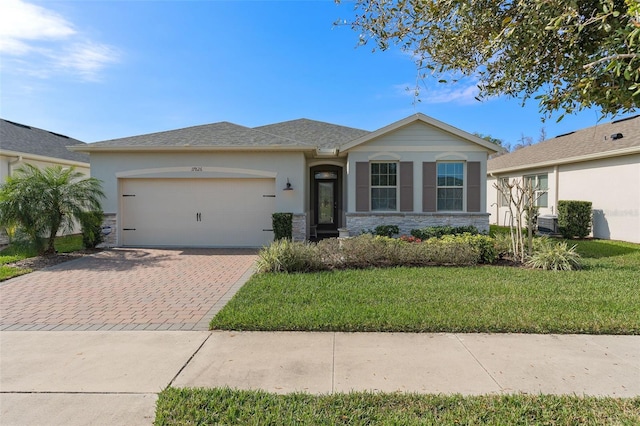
[318,182,334,224]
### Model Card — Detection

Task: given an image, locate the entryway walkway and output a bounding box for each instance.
[0,248,257,331]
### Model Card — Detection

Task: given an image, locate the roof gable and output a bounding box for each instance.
[340,113,501,153]
[488,115,640,173]
[0,119,89,164]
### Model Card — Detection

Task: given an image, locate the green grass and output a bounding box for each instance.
[155,388,640,425]
[210,239,640,334]
[0,234,84,280]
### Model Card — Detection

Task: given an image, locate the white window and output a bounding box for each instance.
[499,177,510,207]
[524,174,548,207]
[437,162,464,211]
[371,162,397,211]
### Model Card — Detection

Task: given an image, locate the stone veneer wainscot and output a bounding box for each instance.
[345,212,490,236]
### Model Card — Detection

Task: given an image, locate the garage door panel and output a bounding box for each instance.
[121,178,275,247]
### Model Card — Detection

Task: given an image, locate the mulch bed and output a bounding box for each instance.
[5,249,103,272]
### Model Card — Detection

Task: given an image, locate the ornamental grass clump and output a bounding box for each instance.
[255,239,322,273]
[526,237,582,271]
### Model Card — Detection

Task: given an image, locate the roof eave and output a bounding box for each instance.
[488,146,640,175]
[69,145,317,153]
[0,148,90,167]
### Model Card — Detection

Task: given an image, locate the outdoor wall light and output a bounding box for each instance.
[283,178,293,191]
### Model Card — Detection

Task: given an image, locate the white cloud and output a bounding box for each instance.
[0,0,119,81]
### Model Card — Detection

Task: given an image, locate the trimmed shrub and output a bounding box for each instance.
[256,239,322,273]
[557,200,592,239]
[272,213,293,241]
[374,225,400,237]
[410,225,479,240]
[78,210,104,249]
[527,237,582,271]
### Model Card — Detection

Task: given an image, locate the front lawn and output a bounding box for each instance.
[0,234,84,281]
[155,388,640,425]
[210,239,640,334]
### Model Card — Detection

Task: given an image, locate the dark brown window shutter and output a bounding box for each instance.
[399,162,413,212]
[467,161,481,212]
[422,162,437,212]
[355,162,369,212]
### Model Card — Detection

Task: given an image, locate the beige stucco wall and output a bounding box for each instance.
[487,153,640,243]
[1,153,90,184]
[346,121,491,213]
[90,150,307,217]
[558,154,639,243]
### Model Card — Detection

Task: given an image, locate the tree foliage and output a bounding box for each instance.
[0,165,105,254]
[341,0,640,118]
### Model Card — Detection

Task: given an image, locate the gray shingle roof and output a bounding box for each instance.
[0,119,89,163]
[488,115,640,172]
[88,121,316,148]
[86,119,369,149]
[255,118,370,148]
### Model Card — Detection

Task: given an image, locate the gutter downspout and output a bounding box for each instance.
[8,156,23,177]
[489,172,499,226]
[554,165,559,214]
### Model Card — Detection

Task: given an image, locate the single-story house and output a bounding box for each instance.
[487,115,640,244]
[0,119,90,244]
[71,113,500,247]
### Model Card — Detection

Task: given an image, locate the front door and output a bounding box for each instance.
[312,166,342,234]
[316,180,337,231]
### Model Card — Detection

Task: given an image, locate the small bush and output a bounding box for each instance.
[272,213,293,241]
[78,210,104,249]
[256,239,322,273]
[557,200,592,239]
[439,233,497,264]
[527,237,582,271]
[493,233,513,258]
[411,225,479,240]
[374,225,400,237]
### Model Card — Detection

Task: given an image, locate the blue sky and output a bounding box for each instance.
[0,0,628,146]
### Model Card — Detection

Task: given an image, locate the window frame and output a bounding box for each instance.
[523,173,549,208]
[370,161,398,212]
[436,161,465,212]
[498,177,510,207]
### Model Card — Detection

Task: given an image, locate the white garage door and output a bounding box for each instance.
[120,178,276,247]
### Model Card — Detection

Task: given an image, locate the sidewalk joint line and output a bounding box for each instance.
[331,332,336,394]
[166,332,212,389]
[454,334,504,392]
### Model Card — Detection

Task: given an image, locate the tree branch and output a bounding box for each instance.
[583,53,639,69]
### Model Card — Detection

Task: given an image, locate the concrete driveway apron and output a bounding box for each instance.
[0,248,258,331]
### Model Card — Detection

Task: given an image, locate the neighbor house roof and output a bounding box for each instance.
[488,115,640,174]
[0,119,89,164]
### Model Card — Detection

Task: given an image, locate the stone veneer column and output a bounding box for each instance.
[99,213,118,247]
[292,213,307,241]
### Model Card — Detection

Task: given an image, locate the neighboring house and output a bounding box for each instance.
[487,115,640,244]
[0,119,90,244]
[71,113,499,248]
[1,119,90,182]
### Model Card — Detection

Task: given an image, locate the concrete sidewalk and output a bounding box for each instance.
[1,331,639,425]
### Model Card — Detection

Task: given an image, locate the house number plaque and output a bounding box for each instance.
[191,166,203,172]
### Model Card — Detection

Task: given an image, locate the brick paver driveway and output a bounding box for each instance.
[0,248,257,331]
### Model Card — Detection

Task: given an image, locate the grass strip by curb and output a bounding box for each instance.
[155,388,640,425]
